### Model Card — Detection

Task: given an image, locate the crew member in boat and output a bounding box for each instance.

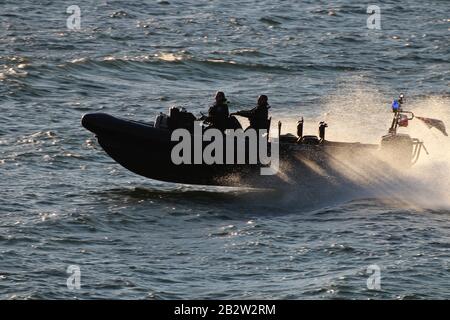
[232,95,271,131]
[204,91,230,131]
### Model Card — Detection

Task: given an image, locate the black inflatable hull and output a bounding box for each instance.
[82,113,284,186]
[82,113,383,188]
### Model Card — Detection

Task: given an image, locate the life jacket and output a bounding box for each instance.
[209,101,229,119]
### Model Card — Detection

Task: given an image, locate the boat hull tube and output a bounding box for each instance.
[81,111,420,188]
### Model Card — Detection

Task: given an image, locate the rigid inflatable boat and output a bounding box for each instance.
[82,94,444,188]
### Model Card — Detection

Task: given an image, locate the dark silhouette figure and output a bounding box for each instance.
[204,91,230,131]
[233,95,271,131]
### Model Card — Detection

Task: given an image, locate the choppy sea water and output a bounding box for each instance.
[1,0,449,299]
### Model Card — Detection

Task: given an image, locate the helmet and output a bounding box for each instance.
[258,95,268,106]
[215,91,226,102]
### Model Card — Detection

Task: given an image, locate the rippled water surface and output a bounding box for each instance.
[1,0,449,299]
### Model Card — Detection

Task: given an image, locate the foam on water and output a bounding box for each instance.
[274,84,450,210]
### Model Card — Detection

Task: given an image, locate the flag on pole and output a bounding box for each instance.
[416,116,448,136]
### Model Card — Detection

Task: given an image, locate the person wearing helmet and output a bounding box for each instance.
[203,91,230,131]
[232,95,271,131]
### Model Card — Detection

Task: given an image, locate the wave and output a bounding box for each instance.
[210,48,265,57]
[1,52,380,86]
[57,52,367,77]
[0,66,29,81]
[56,52,292,77]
